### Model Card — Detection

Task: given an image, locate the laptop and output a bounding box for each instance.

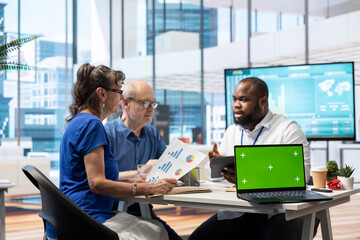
[234,144,333,204]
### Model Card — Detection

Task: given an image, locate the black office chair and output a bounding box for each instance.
[22,165,119,240]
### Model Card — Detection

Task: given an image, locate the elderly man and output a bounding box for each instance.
[104,81,181,240]
[189,77,317,240]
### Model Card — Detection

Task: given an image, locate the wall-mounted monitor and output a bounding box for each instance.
[225,62,355,140]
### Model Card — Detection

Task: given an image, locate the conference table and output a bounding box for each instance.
[119,181,360,240]
[0,181,14,240]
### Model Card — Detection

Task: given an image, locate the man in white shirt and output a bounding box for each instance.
[189,77,317,240]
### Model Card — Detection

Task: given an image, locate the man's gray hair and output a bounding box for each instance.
[123,81,154,99]
[122,81,138,99]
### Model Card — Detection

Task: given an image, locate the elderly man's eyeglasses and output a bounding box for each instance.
[128,98,159,109]
[105,88,123,95]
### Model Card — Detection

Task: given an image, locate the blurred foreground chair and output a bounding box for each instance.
[22,165,119,240]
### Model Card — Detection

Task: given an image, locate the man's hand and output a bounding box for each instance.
[221,166,236,184]
[208,143,224,168]
[138,159,157,178]
[146,159,158,168]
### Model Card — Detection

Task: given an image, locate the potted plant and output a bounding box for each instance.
[326,160,338,182]
[0,32,42,71]
[337,164,355,190]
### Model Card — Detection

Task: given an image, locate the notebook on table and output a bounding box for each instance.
[234,144,333,204]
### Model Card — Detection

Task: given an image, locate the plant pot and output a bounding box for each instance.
[337,176,354,190]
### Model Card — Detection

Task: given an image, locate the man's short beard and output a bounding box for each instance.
[233,103,261,127]
[234,115,253,127]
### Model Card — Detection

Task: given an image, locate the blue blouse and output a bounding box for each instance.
[47,113,119,239]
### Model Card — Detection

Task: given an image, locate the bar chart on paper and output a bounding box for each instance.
[159,161,173,173]
[168,148,183,159]
[148,176,160,183]
[146,138,206,182]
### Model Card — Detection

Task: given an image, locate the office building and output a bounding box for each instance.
[146,1,218,55]
[1,1,360,240]
[15,55,72,168]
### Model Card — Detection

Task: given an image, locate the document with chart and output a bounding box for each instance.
[146,138,206,182]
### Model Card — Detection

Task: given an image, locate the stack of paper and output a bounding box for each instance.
[148,186,212,198]
[0,179,12,185]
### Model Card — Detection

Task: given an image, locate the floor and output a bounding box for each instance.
[3,195,360,240]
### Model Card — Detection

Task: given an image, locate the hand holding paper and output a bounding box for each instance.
[146,138,206,182]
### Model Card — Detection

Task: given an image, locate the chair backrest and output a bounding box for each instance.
[22,165,119,240]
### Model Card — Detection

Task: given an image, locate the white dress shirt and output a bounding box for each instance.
[205,110,311,220]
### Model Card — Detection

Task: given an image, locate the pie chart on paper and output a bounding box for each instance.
[186,155,194,163]
[175,169,183,176]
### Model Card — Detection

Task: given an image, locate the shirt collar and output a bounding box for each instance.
[255,110,273,130]
[117,116,132,138]
[116,116,147,138]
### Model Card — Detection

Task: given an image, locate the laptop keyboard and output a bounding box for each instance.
[241,190,315,199]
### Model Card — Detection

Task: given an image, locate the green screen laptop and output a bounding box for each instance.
[234,144,333,204]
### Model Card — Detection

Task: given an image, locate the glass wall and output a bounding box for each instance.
[123,0,146,57]
[77,0,93,64]
[251,0,305,67]
[216,5,230,46]
[1,0,72,169]
[111,0,152,124]
[1,0,17,142]
[154,0,203,144]
[234,1,248,41]
[308,0,360,64]
[2,0,360,172]
[77,0,110,65]
[147,0,217,55]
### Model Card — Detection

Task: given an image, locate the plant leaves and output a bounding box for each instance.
[0,61,45,72]
[0,34,44,72]
[0,34,43,57]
